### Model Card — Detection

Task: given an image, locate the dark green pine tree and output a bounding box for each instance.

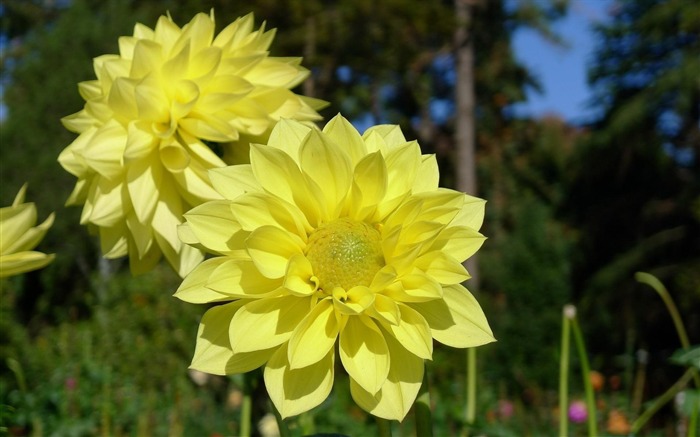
[567,0,700,379]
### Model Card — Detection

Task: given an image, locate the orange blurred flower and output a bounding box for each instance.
[606,409,631,435]
[589,370,605,392]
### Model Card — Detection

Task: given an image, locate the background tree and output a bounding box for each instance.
[567,0,700,402]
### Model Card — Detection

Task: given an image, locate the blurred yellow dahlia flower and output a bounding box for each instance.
[176,115,494,420]
[59,11,325,276]
[1,185,55,278]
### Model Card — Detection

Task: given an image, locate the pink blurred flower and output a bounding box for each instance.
[498,399,514,419]
[568,400,588,423]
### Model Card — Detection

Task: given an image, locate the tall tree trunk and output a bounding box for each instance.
[454,0,480,291]
[303,16,316,98]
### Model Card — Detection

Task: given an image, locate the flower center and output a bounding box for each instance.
[306,218,385,292]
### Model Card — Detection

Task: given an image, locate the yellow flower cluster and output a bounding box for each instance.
[59,11,325,276]
[175,115,494,420]
[0,185,54,278]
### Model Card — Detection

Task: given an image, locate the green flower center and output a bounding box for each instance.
[306,218,385,292]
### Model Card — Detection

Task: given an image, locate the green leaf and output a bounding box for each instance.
[670,346,700,370]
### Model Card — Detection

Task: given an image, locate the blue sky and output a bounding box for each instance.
[510,0,613,124]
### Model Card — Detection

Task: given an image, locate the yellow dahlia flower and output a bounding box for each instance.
[59,11,325,276]
[175,115,494,420]
[1,184,55,278]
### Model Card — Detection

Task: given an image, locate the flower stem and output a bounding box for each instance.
[376,417,392,437]
[465,347,477,432]
[559,306,571,437]
[415,366,433,437]
[273,404,291,437]
[570,316,598,437]
[240,374,252,437]
[635,272,700,388]
[631,368,694,434]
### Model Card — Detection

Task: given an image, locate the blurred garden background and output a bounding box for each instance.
[0,0,698,435]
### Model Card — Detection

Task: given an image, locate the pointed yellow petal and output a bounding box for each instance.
[409,284,495,348]
[0,252,55,278]
[264,342,335,419]
[126,152,163,224]
[232,192,310,236]
[284,254,318,296]
[287,298,338,369]
[415,251,469,284]
[183,200,240,254]
[174,257,231,303]
[322,114,366,164]
[412,154,439,193]
[209,165,260,199]
[267,118,312,162]
[350,331,423,421]
[207,259,283,298]
[190,301,276,375]
[245,225,303,279]
[339,316,389,395]
[229,296,311,353]
[380,304,432,360]
[299,130,352,217]
[348,152,388,222]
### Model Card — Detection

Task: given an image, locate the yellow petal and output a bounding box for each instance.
[209,165,260,199]
[87,176,126,227]
[299,130,352,218]
[384,270,442,303]
[183,200,240,255]
[409,284,495,348]
[264,342,335,419]
[412,154,439,193]
[379,304,432,360]
[430,226,485,262]
[3,212,54,255]
[229,296,311,353]
[333,286,375,316]
[382,142,420,203]
[245,225,303,279]
[190,300,275,375]
[126,152,163,224]
[287,298,338,369]
[339,315,389,395]
[284,254,318,296]
[368,294,401,326]
[0,203,36,254]
[363,124,407,147]
[323,114,367,165]
[348,151,388,222]
[232,192,310,237]
[207,259,283,298]
[453,195,487,230]
[249,144,322,225]
[415,251,469,284]
[0,252,55,278]
[267,118,312,162]
[350,331,423,421]
[81,120,127,178]
[174,257,232,304]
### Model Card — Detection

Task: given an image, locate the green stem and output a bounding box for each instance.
[466,347,477,427]
[689,395,698,437]
[240,374,252,437]
[635,272,700,388]
[376,417,392,437]
[631,368,694,434]
[415,366,433,437]
[272,403,291,437]
[570,316,598,437]
[559,306,571,437]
